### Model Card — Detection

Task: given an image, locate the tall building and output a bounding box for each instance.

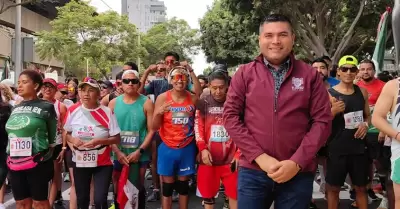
[121,0,167,33]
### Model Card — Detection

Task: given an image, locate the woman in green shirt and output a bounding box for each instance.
[6,70,57,209]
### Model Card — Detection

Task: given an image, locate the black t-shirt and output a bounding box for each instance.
[328,85,366,156]
[0,104,11,154]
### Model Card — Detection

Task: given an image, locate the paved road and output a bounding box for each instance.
[2,175,383,209]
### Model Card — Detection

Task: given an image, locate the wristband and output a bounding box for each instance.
[62,146,67,150]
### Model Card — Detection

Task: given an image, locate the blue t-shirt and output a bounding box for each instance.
[144,78,193,100]
[327,77,340,87]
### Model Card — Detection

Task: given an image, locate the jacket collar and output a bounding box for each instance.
[255,53,295,78]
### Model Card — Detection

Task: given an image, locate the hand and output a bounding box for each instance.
[255,154,279,174]
[116,151,129,166]
[127,150,141,163]
[180,61,193,73]
[201,149,213,166]
[80,139,99,149]
[354,122,368,139]
[268,160,301,183]
[378,132,386,142]
[72,138,85,148]
[56,149,65,163]
[146,64,158,73]
[331,98,345,115]
[157,101,173,115]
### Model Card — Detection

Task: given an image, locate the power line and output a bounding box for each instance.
[99,0,112,10]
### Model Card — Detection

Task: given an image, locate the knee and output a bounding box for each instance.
[175,180,189,195]
[162,182,174,197]
[354,186,367,193]
[33,200,49,209]
[203,198,215,205]
[16,199,31,207]
[326,184,341,193]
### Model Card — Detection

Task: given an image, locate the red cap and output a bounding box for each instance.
[57,83,67,90]
[43,78,57,88]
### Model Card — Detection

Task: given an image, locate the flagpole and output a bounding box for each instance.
[14,0,22,84]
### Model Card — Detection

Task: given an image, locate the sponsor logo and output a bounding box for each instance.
[170,105,195,113]
[6,115,30,130]
[292,77,304,91]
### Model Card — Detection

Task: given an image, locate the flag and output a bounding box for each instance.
[372,7,391,75]
[117,165,139,209]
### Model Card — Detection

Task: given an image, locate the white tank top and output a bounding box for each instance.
[391,78,400,162]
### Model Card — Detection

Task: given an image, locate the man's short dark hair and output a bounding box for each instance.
[359,59,376,71]
[311,58,328,68]
[321,55,331,62]
[197,75,208,84]
[260,14,293,33]
[116,71,123,80]
[124,62,139,72]
[164,52,180,61]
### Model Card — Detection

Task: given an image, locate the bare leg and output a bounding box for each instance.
[326,184,340,209]
[69,167,77,209]
[177,176,190,209]
[354,186,368,209]
[32,200,51,209]
[15,199,32,209]
[49,160,62,207]
[161,176,174,209]
[229,198,237,209]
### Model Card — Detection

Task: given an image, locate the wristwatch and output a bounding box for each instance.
[139,148,145,154]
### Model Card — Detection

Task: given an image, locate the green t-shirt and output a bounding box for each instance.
[6,99,57,160]
[114,94,150,162]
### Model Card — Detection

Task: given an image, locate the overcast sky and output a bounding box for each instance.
[89,0,214,75]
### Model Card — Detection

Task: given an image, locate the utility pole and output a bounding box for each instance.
[15,0,22,84]
[137,34,141,71]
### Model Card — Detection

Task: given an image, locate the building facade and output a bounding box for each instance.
[0,0,68,82]
[121,0,167,33]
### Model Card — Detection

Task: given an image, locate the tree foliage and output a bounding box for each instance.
[200,0,258,67]
[141,17,201,67]
[203,0,392,64]
[35,0,146,78]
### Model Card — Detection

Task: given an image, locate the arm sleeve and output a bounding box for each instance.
[144,81,155,95]
[290,71,332,169]
[187,82,194,93]
[223,66,265,163]
[108,110,121,136]
[195,109,207,151]
[47,105,58,147]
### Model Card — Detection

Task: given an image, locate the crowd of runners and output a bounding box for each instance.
[0,13,400,209]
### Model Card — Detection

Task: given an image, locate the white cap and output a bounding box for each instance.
[122,70,140,79]
[0,79,14,88]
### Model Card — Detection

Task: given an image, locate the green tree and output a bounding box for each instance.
[35,0,146,78]
[211,0,392,63]
[141,17,201,67]
[200,0,258,67]
[202,66,212,75]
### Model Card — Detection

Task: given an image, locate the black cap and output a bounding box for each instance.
[100,80,113,89]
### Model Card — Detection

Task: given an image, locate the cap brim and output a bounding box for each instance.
[78,82,100,90]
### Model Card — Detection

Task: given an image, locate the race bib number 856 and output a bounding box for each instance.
[75,150,98,168]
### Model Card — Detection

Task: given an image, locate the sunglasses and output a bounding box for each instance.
[157,68,166,72]
[68,87,75,92]
[43,84,55,89]
[171,74,188,82]
[339,67,358,73]
[165,60,178,65]
[60,91,68,95]
[100,85,108,89]
[122,79,140,85]
[116,81,122,86]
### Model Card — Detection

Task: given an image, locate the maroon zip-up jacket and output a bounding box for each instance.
[223,54,331,172]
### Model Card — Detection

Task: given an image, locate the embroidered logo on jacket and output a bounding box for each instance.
[292,77,304,91]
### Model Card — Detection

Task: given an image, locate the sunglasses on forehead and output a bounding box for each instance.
[122,78,140,84]
[339,66,358,73]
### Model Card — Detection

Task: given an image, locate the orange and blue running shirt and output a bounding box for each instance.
[159,90,195,148]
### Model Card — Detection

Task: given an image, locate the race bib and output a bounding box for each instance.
[75,150,98,168]
[9,137,32,157]
[210,125,230,142]
[172,112,189,125]
[121,131,140,148]
[344,110,364,129]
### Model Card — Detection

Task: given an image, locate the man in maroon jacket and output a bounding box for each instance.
[223,14,332,209]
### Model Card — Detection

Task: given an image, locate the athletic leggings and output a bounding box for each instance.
[74,165,113,209]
